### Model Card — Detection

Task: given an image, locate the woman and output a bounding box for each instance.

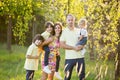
[41,22,62,80]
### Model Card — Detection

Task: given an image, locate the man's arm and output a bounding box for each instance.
[60,41,81,51]
[60,41,75,50]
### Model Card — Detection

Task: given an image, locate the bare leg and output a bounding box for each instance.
[48,71,55,80]
[41,71,48,80]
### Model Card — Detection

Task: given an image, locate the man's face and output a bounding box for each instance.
[67,16,75,27]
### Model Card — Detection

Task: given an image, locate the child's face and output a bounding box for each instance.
[35,40,42,46]
[79,22,85,28]
[46,25,53,33]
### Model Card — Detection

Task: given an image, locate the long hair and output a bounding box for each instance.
[54,22,63,40]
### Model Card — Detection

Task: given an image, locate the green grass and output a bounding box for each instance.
[0,43,115,80]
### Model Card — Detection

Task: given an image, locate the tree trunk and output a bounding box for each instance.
[7,16,12,53]
[115,0,120,79]
[67,0,70,14]
[32,19,36,38]
[89,31,94,60]
[115,19,120,80]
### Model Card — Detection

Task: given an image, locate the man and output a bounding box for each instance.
[60,14,85,80]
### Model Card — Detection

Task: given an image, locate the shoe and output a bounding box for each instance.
[81,48,86,56]
[54,72,62,80]
[43,66,51,74]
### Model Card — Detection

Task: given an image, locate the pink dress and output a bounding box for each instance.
[41,36,60,71]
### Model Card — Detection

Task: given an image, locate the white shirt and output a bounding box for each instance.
[60,27,84,59]
[80,28,88,37]
[24,43,40,70]
[41,31,50,40]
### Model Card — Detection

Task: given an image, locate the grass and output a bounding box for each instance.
[0,43,115,80]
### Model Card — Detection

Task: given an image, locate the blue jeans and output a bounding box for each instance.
[77,37,87,45]
[43,45,50,66]
[26,70,34,80]
[64,58,85,80]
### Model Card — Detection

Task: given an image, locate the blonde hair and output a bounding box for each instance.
[78,18,87,28]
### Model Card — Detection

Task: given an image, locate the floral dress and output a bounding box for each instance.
[41,36,60,71]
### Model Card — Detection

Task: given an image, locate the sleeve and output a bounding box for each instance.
[41,31,50,40]
[60,30,66,42]
[26,45,33,55]
[80,29,86,36]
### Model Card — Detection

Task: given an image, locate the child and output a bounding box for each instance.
[41,21,54,74]
[24,34,44,80]
[77,18,88,55]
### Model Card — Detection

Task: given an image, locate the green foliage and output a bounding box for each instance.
[0,0,42,45]
[40,0,86,27]
[68,0,85,20]
[0,0,86,44]
[40,0,67,23]
[85,0,120,61]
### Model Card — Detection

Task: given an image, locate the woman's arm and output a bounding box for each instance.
[42,37,53,46]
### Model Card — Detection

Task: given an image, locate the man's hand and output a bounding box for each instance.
[73,46,80,51]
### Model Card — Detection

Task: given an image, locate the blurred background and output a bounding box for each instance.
[0,0,120,80]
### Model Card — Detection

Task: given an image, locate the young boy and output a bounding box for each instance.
[77,18,88,55]
[41,21,54,74]
[24,34,44,80]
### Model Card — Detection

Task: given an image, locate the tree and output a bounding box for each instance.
[116,19,120,80]
[0,0,38,51]
[85,0,120,79]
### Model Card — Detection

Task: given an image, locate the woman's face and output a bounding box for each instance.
[54,25,62,35]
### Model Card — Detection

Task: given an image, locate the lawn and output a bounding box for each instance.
[0,43,115,80]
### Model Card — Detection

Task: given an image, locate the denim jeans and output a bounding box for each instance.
[43,45,50,66]
[64,58,85,80]
[26,70,34,80]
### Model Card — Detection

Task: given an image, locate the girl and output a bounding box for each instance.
[41,21,54,74]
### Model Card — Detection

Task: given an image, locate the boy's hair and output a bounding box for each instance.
[32,34,44,43]
[45,21,54,28]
